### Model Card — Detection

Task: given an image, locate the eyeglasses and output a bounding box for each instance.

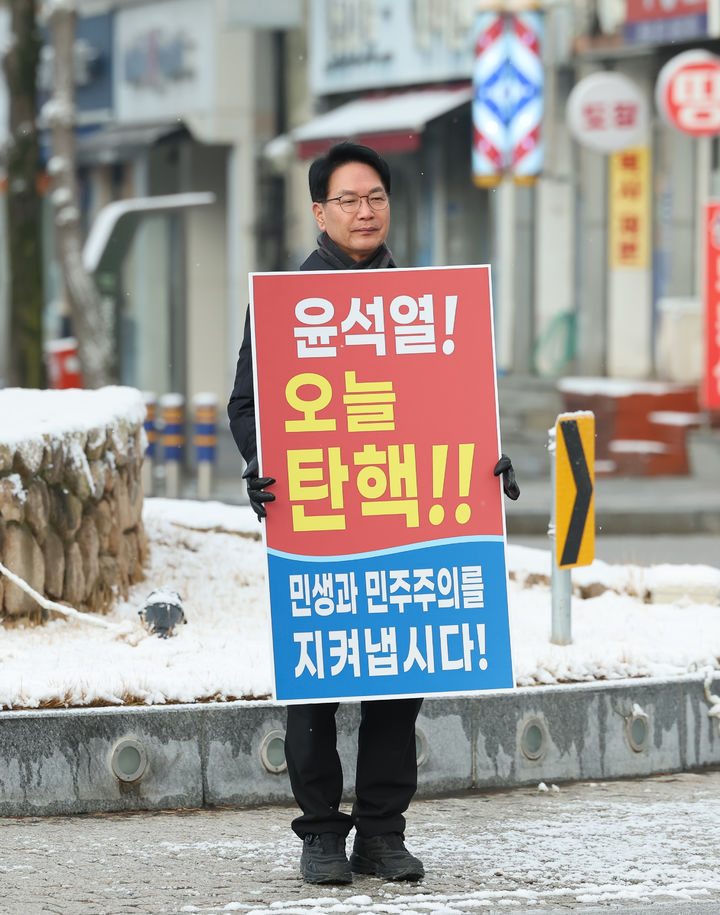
[323,192,389,213]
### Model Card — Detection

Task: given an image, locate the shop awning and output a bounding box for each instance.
[291,85,473,159]
[83,192,215,274]
[76,122,188,165]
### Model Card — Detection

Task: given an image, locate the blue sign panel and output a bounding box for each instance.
[624,14,707,44]
[269,537,512,703]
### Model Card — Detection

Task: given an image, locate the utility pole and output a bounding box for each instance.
[2,0,44,388]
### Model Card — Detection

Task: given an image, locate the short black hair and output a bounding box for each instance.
[308,141,391,202]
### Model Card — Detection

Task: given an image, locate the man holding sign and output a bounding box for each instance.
[228,142,519,886]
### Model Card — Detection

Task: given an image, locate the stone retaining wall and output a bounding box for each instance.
[0,388,147,621]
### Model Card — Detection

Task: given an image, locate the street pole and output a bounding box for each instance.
[549,424,572,644]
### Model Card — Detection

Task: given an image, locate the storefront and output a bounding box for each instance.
[572,0,720,380]
[278,0,578,376]
[289,0,493,275]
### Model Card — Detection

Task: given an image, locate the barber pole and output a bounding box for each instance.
[472,10,508,186]
[472,6,544,185]
[507,9,544,182]
[703,202,720,410]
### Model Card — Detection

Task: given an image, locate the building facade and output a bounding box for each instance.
[273,0,720,384]
[2,0,720,406]
[1,0,300,415]
[566,0,720,381]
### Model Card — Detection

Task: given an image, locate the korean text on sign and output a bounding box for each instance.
[250,266,514,703]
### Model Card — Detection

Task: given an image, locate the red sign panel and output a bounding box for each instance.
[626,0,706,22]
[252,267,505,557]
[703,202,720,410]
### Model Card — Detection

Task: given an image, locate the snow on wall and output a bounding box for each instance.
[0,387,148,620]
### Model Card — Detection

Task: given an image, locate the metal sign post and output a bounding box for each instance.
[550,411,596,645]
[549,424,572,644]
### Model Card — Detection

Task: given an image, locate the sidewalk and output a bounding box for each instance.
[3,769,720,914]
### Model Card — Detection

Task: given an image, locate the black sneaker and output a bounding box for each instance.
[350,832,424,881]
[300,833,352,884]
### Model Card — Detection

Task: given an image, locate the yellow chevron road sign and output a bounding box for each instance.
[555,412,595,569]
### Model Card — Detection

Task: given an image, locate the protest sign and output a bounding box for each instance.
[250,265,513,702]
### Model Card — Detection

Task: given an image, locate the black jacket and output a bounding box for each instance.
[227,250,331,464]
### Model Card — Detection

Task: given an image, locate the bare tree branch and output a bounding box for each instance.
[2,0,44,388]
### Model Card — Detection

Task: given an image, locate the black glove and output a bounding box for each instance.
[494,453,520,501]
[242,456,276,520]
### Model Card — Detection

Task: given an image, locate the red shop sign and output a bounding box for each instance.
[656,50,720,136]
[702,202,720,410]
[626,0,706,23]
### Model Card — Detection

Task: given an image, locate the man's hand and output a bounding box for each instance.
[494,453,520,501]
[242,456,276,520]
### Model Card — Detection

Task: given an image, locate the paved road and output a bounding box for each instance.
[508,532,720,568]
[3,770,720,915]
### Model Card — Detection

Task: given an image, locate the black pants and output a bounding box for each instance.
[284,697,423,839]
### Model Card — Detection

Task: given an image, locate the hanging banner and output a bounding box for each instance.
[703,201,720,410]
[250,266,514,703]
[472,8,544,186]
[608,147,651,269]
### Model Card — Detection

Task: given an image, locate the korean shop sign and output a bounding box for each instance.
[250,265,514,703]
[624,0,707,44]
[608,147,651,269]
[703,201,720,410]
[566,72,647,154]
[655,50,720,137]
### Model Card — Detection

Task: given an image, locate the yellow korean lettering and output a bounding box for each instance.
[292,505,347,532]
[343,371,396,432]
[388,444,417,498]
[361,500,420,527]
[285,373,336,432]
[328,447,349,508]
[287,448,348,532]
[287,449,328,500]
[354,444,387,498]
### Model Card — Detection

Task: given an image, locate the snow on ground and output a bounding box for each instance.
[1,386,146,450]
[0,498,719,710]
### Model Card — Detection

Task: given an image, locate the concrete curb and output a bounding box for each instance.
[1,673,719,817]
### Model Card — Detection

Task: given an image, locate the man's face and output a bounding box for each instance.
[312,161,391,262]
